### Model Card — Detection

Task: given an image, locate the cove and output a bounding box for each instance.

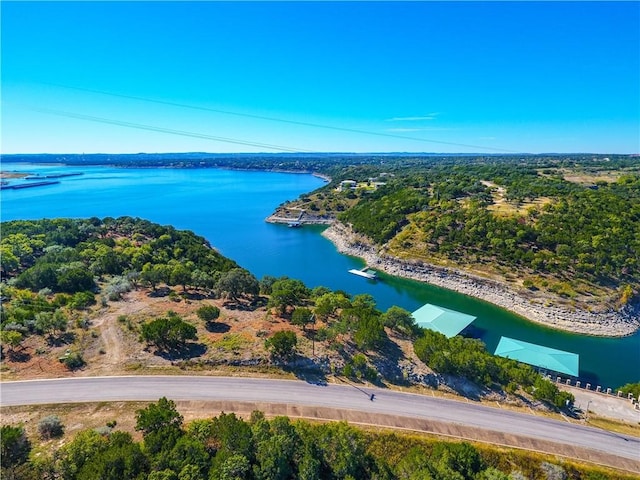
[1,162,638,389]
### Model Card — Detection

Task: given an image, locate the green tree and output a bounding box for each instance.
[353,314,386,351]
[196,304,220,323]
[211,412,254,459]
[166,435,209,477]
[141,263,169,291]
[265,331,297,360]
[69,291,96,310]
[191,269,214,291]
[0,425,31,469]
[170,263,192,292]
[216,268,259,302]
[316,422,368,479]
[76,431,149,480]
[291,307,314,331]
[34,310,68,341]
[56,429,109,479]
[148,469,178,480]
[394,446,434,480]
[136,397,184,456]
[140,313,197,351]
[314,292,350,320]
[178,464,203,480]
[218,454,251,480]
[432,442,483,479]
[381,306,416,336]
[57,266,95,293]
[268,279,310,315]
[1,330,24,353]
[0,245,20,276]
[136,397,184,436]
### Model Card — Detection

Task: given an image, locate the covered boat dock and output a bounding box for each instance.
[411,303,476,338]
[493,336,580,377]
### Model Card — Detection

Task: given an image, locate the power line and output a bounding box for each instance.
[29,107,312,153]
[40,82,519,153]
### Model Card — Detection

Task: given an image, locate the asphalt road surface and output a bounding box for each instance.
[2,376,639,463]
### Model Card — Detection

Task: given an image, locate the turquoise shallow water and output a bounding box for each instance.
[2,163,638,388]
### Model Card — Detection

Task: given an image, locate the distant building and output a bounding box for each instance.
[337,180,357,192]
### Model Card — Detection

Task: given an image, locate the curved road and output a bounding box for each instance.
[2,376,639,465]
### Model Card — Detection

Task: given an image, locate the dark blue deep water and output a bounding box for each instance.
[2,162,638,388]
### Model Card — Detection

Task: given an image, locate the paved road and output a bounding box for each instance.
[2,376,639,462]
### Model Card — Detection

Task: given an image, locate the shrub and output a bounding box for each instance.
[60,351,85,370]
[38,415,64,439]
[618,382,640,399]
[196,304,220,323]
[104,276,132,301]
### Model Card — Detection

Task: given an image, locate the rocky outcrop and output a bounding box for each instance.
[323,222,640,337]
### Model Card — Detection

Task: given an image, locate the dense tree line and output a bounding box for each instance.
[1,217,238,287]
[339,161,640,301]
[263,277,573,410]
[2,397,622,480]
[414,329,574,408]
[0,217,241,361]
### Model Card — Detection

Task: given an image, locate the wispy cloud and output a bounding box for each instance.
[387,127,452,132]
[386,113,439,121]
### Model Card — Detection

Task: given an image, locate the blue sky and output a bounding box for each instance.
[2,1,639,154]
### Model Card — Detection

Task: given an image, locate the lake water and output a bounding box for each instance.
[2,162,638,388]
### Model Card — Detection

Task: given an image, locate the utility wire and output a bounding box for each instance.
[29,107,312,153]
[40,82,518,153]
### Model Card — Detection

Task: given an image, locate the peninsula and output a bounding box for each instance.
[266,154,640,337]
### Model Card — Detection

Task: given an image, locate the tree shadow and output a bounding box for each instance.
[282,356,328,386]
[154,342,208,361]
[440,374,487,401]
[46,332,76,347]
[148,287,171,297]
[205,321,231,333]
[368,337,407,385]
[224,296,268,312]
[181,291,207,301]
[8,349,31,363]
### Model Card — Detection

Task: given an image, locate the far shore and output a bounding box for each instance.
[322,222,640,338]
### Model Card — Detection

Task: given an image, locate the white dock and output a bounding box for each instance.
[348,268,377,280]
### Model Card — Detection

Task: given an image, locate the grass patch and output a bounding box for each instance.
[586,415,640,438]
[210,333,252,353]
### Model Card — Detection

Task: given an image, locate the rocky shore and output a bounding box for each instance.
[322,222,640,337]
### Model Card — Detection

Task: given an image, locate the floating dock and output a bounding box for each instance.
[348,267,377,280]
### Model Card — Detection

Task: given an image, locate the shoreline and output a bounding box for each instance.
[322,222,640,338]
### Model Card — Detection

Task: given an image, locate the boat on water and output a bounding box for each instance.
[348,267,377,280]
